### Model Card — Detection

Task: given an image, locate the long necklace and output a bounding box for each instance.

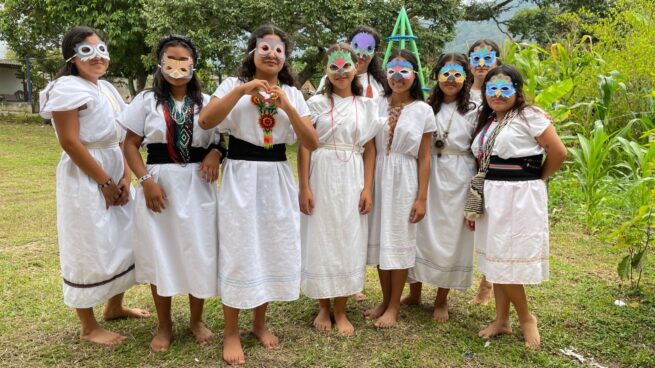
[433,105,457,157]
[329,96,359,163]
[163,94,193,163]
[251,82,279,149]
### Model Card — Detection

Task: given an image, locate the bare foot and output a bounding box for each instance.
[80,326,127,346]
[470,281,493,306]
[478,320,513,339]
[432,303,449,323]
[400,293,421,306]
[353,292,366,302]
[223,332,245,365]
[334,313,355,336]
[364,304,386,319]
[520,314,540,349]
[103,306,150,321]
[251,326,279,349]
[190,321,214,346]
[374,308,398,328]
[313,308,332,332]
[150,326,172,352]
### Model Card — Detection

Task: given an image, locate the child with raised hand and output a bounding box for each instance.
[467,39,502,106]
[468,65,566,348]
[119,35,222,352]
[199,24,319,365]
[366,49,436,328]
[39,26,149,346]
[401,53,478,322]
[300,43,384,336]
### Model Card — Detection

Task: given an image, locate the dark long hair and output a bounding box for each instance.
[319,43,363,99]
[427,53,475,115]
[382,49,424,101]
[55,26,105,79]
[467,39,503,67]
[149,35,204,112]
[473,65,528,136]
[237,24,296,87]
[347,26,386,86]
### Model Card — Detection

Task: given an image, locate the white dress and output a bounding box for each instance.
[301,94,384,298]
[470,89,483,106]
[212,77,310,309]
[117,92,219,298]
[317,73,384,98]
[39,76,135,308]
[410,102,477,289]
[367,98,437,270]
[470,107,551,284]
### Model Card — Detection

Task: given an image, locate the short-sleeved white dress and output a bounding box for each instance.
[301,94,384,298]
[39,76,135,308]
[117,92,219,298]
[470,107,551,284]
[367,98,437,270]
[212,77,310,309]
[411,102,478,289]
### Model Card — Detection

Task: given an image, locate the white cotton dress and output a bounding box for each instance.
[470,107,551,284]
[212,77,310,309]
[410,102,478,289]
[470,89,483,106]
[117,92,219,298]
[39,76,135,308]
[317,73,384,98]
[300,94,384,299]
[367,98,437,270]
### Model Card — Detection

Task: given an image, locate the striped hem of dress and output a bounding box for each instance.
[476,249,548,264]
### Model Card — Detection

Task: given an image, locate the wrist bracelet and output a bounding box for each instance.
[138,174,152,184]
[98,178,113,189]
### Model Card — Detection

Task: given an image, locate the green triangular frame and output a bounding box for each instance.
[382,7,429,98]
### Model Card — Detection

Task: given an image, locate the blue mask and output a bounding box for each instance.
[485,74,516,98]
[469,50,496,68]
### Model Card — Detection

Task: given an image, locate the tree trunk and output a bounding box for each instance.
[127,77,136,98]
[297,48,326,87]
[136,73,147,93]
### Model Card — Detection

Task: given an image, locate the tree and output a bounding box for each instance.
[0,0,151,96]
[144,0,463,86]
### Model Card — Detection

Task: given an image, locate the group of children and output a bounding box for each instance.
[40,23,566,365]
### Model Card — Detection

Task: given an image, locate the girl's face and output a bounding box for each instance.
[326,51,357,93]
[485,73,517,114]
[350,32,376,75]
[253,34,286,76]
[469,44,498,81]
[160,45,194,88]
[386,57,416,95]
[437,61,466,98]
[72,34,109,80]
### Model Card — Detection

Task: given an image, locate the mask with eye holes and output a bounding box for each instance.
[66,41,110,62]
[386,60,415,81]
[160,53,194,80]
[485,73,516,98]
[438,63,466,84]
[469,46,496,68]
[252,38,286,62]
[327,51,355,77]
[350,32,376,59]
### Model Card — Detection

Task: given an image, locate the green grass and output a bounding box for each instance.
[1,121,654,367]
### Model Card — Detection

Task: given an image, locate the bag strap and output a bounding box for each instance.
[478,109,518,174]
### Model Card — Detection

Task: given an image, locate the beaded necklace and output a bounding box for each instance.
[163,94,193,163]
[250,82,280,149]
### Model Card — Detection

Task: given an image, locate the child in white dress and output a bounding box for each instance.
[300,44,384,335]
[39,26,149,346]
[119,35,222,352]
[366,50,436,328]
[199,25,319,365]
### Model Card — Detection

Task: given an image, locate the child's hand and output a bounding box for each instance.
[359,188,372,215]
[199,149,221,183]
[115,176,131,206]
[142,180,167,213]
[239,79,271,97]
[269,85,292,113]
[100,179,121,209]
[465,219,476,231]
[299,188,315,215]
[409,199,426,223]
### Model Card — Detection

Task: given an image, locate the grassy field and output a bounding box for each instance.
[1,120,654,367]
